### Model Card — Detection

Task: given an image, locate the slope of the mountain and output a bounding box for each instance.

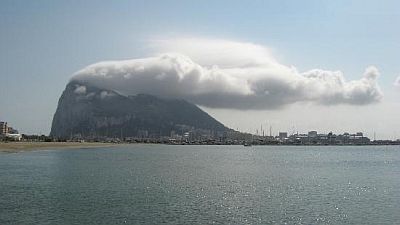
[50,81,229,139]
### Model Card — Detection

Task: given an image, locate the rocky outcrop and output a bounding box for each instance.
[50,81,229,139]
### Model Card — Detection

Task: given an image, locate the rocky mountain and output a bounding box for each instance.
[50,81,230,139]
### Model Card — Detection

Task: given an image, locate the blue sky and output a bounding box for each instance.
[1,0,399,137]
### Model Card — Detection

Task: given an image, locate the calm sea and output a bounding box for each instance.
[1,145,399,224]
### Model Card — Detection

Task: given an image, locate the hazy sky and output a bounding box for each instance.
[1,0,399,139]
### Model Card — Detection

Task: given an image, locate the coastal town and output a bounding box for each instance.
[121,129,400,146]
[1,120,399,146]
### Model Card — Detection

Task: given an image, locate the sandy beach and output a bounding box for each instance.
[0,142,117,153]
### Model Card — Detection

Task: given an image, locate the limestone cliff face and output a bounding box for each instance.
[50,81,229,139]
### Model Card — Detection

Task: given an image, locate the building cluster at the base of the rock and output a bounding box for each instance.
[64,128,400,146]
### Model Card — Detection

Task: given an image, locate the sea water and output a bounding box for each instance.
[1,145,399,224]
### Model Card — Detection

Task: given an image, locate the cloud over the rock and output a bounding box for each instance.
[71,38,383,109]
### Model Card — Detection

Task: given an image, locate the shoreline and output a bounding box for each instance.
[1,141,398,153]
[0,142,118,153]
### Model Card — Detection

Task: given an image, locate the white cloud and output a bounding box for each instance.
[71,38,383,110]
[395,76,400,87]
[150,38,278,68]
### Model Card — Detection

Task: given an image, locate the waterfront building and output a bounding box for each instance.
[308,131,318,138]
[7,126,18,134]
[0,121,22,141]
[0,121,8,135]
[279,132,288,139]
[5,133,22,141]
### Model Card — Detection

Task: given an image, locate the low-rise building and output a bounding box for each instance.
[279,132,288,139]
[308,131,318,138]
[5,133,22,141]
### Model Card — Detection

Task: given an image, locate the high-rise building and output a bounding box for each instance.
[0,121,8,135]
